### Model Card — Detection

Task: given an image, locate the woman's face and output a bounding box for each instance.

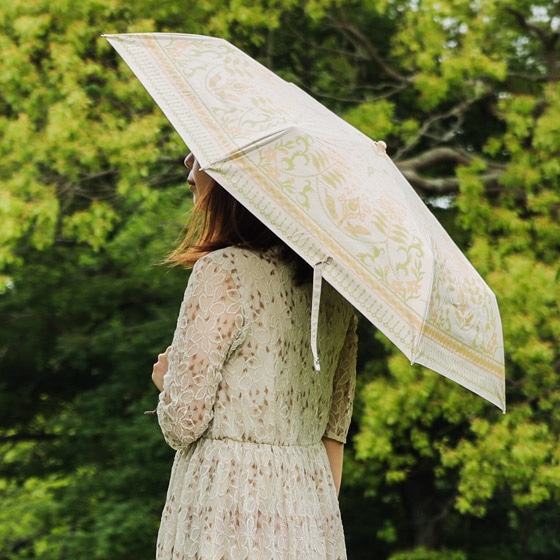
[184,153,214,203]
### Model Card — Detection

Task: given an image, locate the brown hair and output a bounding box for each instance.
[166,179,312,284]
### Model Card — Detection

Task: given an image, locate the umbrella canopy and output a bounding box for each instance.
[105,33,505,411]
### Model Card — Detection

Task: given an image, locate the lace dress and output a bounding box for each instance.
[156,246,358,560]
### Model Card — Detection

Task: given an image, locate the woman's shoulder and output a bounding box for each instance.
[189,247,288,305]
[200,246,282,267]
[192,246,282,281]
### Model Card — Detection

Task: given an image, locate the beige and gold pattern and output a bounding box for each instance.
[105,33,505,411]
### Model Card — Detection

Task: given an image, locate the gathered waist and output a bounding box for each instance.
[201,433,323,449]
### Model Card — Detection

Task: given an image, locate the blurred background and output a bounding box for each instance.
[1,0,559,558]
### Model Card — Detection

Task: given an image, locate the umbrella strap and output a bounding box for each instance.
[311,257,332,371]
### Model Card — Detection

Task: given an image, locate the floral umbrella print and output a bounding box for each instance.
[105,33,505,411]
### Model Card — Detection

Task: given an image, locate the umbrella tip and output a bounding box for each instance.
[377,141,387,152]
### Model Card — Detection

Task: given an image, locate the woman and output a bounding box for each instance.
[151,153,358,559]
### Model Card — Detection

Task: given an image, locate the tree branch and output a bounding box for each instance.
[398,147,472,170]
[504,7,551,44]
[399,168,503,196]
[393,91,491,160]
[332,11,411,85]
[396,147,504,196]
[505,7,560,80]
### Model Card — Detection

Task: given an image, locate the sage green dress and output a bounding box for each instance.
[156,246,357,559]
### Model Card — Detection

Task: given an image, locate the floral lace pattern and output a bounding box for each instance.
[156,247,357,559]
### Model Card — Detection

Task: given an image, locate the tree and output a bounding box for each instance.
[343,1,560,558]
[0,1,195,556]
[1,0,560,558]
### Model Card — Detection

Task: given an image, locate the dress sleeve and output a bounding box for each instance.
[157,255,245,450]
[323,313,358,443]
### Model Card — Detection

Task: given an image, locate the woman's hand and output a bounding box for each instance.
[152,346,172,391]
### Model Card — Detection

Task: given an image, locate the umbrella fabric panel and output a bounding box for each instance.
[212,130,505,410]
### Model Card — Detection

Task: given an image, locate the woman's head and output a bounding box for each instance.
[184,153,214,204]
[167,153,311,282]
[167,153,287,268]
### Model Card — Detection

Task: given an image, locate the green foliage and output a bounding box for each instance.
[341,0,560,558]
[344,100,420,146]
[2,0,560,558]
[389,548,466,560]
[441,409,560,515]
[0,476,67,559]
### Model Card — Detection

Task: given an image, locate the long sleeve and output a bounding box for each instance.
[323,313,358,443]
[157,255,246,450]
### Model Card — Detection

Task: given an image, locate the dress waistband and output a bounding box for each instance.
[201,434,322,448]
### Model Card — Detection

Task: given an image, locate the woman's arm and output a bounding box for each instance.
[155,256,245,450]
[322,436,344,496]
[322,313,358,496]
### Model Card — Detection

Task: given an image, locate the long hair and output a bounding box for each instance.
[166,179,312,284]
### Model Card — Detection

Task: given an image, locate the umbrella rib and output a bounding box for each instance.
[410,236,437,365]
[200,126,298,171]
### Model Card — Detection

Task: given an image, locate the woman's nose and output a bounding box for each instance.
[184,152,194,169]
